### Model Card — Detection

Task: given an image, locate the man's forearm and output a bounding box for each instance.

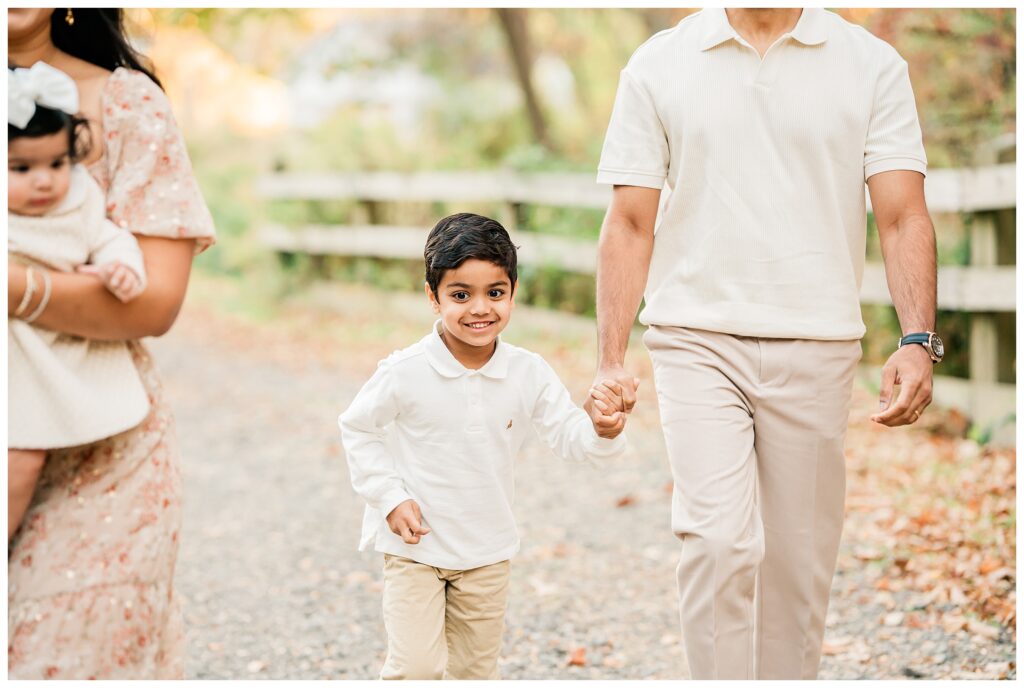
[879,212,937,334]
[596,216,654,368]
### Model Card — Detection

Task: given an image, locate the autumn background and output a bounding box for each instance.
[120,8,1015,679]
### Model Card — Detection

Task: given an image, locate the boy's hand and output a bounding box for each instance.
[77,261,144,303]
[386,499,431,544]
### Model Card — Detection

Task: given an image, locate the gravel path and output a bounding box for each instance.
[151,280,1014,679]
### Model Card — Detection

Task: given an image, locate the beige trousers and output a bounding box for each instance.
[380,554,510,680]
[644,326,861,680]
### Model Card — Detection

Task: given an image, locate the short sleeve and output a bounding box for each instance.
[101,69,215,253]
[596,69,670,189]
[863,51,927,181]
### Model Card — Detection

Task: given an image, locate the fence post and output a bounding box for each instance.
[968,135,1015,385]
[500,201,522,233]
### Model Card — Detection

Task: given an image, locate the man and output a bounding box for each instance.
[590,8,939,680]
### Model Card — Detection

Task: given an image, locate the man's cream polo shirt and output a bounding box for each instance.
[339,322,626,571]
[597,8,927,340]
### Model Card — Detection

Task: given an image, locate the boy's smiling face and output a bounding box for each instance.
[426,258,516,366]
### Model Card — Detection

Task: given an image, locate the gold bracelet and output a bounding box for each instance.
[23,269,52,324]
[14,265,37,317]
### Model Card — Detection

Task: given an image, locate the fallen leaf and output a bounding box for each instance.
[601,655,625,669]
[978,557,1001,575]
[967,619,1000,640]
[883,612,904,627]
[983,661,1011,679]
[567,647,587,667]
[854,547,884,561]
[906,613,929,629]
[821,636,853,655]
[615,494,636,508]
[941,614,967,634]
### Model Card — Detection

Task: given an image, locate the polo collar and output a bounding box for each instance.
[424,320,509,379]
[700,8,828,52]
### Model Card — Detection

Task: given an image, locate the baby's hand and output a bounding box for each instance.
[386,499,431,545]
[78,261,144,303]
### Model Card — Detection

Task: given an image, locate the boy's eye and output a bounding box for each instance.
[51,157,69,169]
[488,289,505,299]
[451,291,469,301]
[9,164,30,174]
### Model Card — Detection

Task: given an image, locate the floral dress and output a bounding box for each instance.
[8,68,215,679]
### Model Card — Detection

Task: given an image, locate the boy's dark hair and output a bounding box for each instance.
[8,69,92,162]
[424,213,518,296]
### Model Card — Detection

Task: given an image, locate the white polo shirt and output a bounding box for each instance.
[339,322,626,571]
[597,8,927,340]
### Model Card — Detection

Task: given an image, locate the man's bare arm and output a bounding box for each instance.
[867,170,937,426]
[587,184,660,416]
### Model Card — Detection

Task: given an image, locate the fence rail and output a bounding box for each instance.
[254,164,1016,213]
[256,157,1016,444]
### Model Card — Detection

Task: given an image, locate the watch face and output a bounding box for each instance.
[931,335,944,359]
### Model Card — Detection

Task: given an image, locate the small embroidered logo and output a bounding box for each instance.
[506,419,513,429]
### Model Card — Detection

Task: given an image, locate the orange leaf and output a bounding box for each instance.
[567,648,587,667]
[615,495,636,508]
[979,557,1001,575]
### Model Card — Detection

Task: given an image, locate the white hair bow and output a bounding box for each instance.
[8,62,80,129]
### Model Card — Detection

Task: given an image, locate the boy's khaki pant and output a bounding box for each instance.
[644,326,861,680]
[380,554,510,680]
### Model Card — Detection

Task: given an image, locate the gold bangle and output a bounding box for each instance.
[23,269,52,324]
[14,265,37,317]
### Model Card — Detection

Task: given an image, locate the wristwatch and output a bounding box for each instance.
[898,331,944,364]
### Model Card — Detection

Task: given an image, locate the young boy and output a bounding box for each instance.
[339,212,629,679]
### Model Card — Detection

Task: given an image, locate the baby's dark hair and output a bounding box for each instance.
[424,213,518,296]
[8,72,92,162]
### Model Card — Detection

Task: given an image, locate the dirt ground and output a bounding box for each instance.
[153,276,1015,679]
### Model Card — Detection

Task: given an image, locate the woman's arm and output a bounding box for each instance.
[9,235,195,340]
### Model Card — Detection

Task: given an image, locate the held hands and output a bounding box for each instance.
[386,499,431,545]
[871,344,933,427]
[77,261,144,303]
[584,366,641,440]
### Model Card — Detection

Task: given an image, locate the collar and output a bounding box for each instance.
[699,8,828,51]
[424,320,509,379]
[53,164,89,214]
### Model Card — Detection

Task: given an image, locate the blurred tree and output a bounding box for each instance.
[496,9,555,153]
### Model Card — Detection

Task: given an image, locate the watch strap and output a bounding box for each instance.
[899,332,932,347]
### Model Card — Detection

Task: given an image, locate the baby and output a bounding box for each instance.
[8,62,150,538]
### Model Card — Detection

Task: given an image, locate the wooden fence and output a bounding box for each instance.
[255,146,1016,444]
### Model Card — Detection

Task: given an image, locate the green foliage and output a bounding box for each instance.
[968,412,1017,445]
[858,9,1015,167]
[175,8,1012,388]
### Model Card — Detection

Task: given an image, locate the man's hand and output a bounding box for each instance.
[585,384,626,440]
[78,261,145,303]
[386,499,431,544]
[590,367,641,414]
[871,344,933,426]
[584,373,639,439]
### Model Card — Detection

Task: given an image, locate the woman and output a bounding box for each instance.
[7,9,214,679]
